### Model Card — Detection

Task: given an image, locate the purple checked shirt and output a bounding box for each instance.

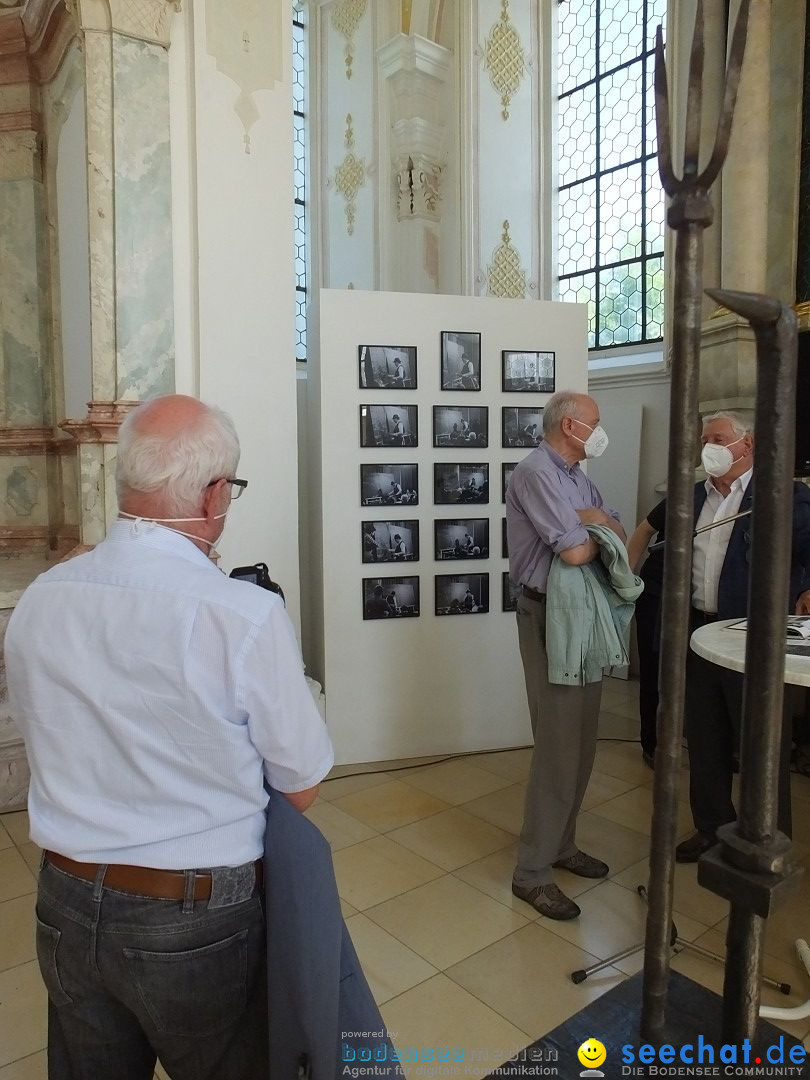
[506,441,619,593]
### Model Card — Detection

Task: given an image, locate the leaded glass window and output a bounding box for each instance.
[293,2,307,362]
[556,0,666,350]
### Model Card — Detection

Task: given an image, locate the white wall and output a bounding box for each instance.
[312,289,587,764]
[169,2,303,630]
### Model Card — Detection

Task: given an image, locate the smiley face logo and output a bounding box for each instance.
[577,1038,607,1073]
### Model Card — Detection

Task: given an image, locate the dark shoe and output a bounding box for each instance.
[675,831,717,863]
[642,750,655,770]
[553,850,609,879]
[512,881,581,920]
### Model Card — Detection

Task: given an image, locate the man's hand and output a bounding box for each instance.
[796,591,810,616]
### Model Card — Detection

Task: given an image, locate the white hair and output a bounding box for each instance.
[543,390,586,435]
[117,401,240,516]
[702,410,754,438]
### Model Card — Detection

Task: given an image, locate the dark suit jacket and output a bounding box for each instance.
[264,788,403,1079]
[693,479,810,619]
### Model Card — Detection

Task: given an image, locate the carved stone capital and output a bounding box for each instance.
[0,127,40,179]
[74,0,180,46]
[60,400,140,444]
[394,152,442,222]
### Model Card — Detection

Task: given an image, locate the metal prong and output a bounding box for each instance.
[655,24,677,194]
[705,288,782,327]
[683,0,705,179]
[702,0,751,188]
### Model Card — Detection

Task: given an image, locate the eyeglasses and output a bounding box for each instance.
[207,478,248,500]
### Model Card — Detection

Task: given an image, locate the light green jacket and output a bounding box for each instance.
[546,523,644,686]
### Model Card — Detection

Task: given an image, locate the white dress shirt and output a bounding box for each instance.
[4,520,334,868]
[692,468,752,612]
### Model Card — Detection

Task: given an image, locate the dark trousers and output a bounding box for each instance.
[684,647,793,838]
[635,589,661,756]
[36,859,268,1080]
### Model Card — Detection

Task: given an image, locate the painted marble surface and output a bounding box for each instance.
[112,34,174,401]
[0,457,47,525]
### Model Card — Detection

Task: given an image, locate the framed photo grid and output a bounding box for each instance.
[501,350,555,393]
[433,406,488,448]
[360,404,418,448]
[434,518,489,561]
[362,576,420,620]
[435,573,489,616]
[441,331,481,391]
[359,346,417,389]
[360,464,418,507]
[362,520,419,564]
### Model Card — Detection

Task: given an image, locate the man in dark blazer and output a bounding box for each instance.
[676,410,810,862]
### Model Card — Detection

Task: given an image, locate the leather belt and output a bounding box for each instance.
[691,607,720,627]
[44,851,263,901]
[522,585,546,603]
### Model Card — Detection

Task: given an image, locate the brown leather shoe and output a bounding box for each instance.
[553,850,609,879]
[511,881,581,920]
[675,831,717,863]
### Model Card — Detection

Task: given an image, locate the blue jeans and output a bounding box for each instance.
[36,859,268,1080]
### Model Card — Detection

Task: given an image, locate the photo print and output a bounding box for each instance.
[360,404,418,448]
[501,351,555,393]
[502,462,518,502]
[362,576,420,620]
[441,331,481,391]
[433,463,489,505]
[434,519,489,561]
[361,520,419,564]
[435,573,489,616]
[502,573,521,613]
[502,518,508,558]
[502,406,543,448]
[360,463,418,506]
[433,405,488,448]
[359,345,417,389]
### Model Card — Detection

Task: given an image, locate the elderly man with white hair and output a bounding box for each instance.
[675,409,810,862]
[4,394,334,1079]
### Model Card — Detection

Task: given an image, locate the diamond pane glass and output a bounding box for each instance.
[599,62,643,171]
[558,0,596,96]
[293,4,307,361]
[645,60,658,157]
[647,0,667,52]
[599,164,643,264]
[600,0,643,73]
[646,257,664,339]
[296,293,307,362]
[559,272,597,348]
[558,180,597,275]
[646,156,665,255]
[599,264,643,347]
[558,85,596,184]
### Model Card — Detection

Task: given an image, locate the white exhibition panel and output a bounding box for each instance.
[315,290,588,765]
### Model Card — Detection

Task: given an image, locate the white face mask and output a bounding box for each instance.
[701,435,746,478]
[571,418,609,459]
[118,511,228,561]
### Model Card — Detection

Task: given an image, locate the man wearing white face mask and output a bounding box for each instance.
[676,410,810,862]
[4,394,334,1078]
[507,390,626,919]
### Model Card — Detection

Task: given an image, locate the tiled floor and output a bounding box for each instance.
[2,677,810,1078]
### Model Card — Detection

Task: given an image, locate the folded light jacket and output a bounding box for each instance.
[546,523,644,686]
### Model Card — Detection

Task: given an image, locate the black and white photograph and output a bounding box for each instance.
[501,350,555,393]
[359,345,417,389]
[502,573,521,612]
[433,405,488,448]
[441,331,481,390]
[360,464,418,506]
[433,463,489,505]
[360,404,418,448]
[434,519,489,561]
[362,576,420,620]
[502,461,518,502]
[435,573,489,616]
[361,520,419,564]
[502,406,543,448]
[502,518,508,559]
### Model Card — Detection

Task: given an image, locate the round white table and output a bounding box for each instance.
[691,619,810,687]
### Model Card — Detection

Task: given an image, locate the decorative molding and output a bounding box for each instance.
[334,113,365,236]
[71,0,179,46]
[394,152,442,221]
[487,220,526,298]
[588,364,670,390]
[59,400,139,444]
[0,428,74,455]
[484,0,524,121]
[331,0,366,80]
[795,300,810,333]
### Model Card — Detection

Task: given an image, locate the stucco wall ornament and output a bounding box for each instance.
[331,0,366,80]
[394,153,442,222]
[484,0,525,121]
[487,220,527,298]
[334,113,366,235]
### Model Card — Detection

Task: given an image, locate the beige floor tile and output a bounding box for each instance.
[536,880,658,960]
[0,895,36,974]
[758,855,810,967]
[590,784,694,838]
[612,857,731,928]
[581,770,635,811]
[332,835,444,911]
[332,780,449,833]
[345,913,437,1004]
[0,813,29,849]
[447,921,625,1038]
[0,822,13,853]
[380,974,529,1079]
[401,759,513,805]
[365,875,527,970]
[388,808,514,872]
[340,898,358,918]
[0,1051,46,1080]
[475,748,533,783]
[0,850,35,905]
[452,845,538,919]
[463,784,526,835]
[303,801,377,850]
[155,1063,171,1080]
[593,743,657,787]
[0,963,47,1068]
[574,811,651,875]
[16,845,40,877]
[319,771,392,801]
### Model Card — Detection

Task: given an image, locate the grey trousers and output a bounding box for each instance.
[513,594,603,887]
